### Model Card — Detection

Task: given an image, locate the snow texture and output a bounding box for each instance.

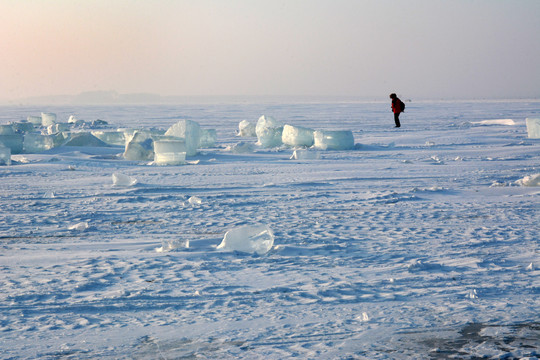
[472,119,516,126]
[0,100,539,359]
[68,221,89,231]
[226,141,255,153]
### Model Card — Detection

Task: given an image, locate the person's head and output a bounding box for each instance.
[389,93,397,99]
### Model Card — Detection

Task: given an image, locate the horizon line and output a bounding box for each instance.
[2,91,539,106]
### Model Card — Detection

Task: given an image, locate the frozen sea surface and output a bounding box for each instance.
[1,100,539,359]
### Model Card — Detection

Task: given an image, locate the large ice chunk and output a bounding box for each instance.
[282,124,315,147]
[0,145,11,165]
[153,138,187,165]
[256,115,283,148]
[0,125,14,135]
[121,129,139,144]
[123,131,154,160]
[47,123,71,135]
[123,129,163,146]
[516,173,540,186]
[217,224,274,255]
[69,116,86,127]
[313,130,355,150]
[199,128,217,148]
[23,133,55,153]
[526,118,540,139]
[91,130,126,146]
[52,132,69,147]
[12,122,34,133]
[41,112,56,127]
[165,120,200,156]
[64,132,108,147]
[238,120,256,137]
[112,172,138,187]
[27,115,42,125]
[290,149,320,160]
[91,119,108,127]
[0,134,24,154]
[68,222,89,231]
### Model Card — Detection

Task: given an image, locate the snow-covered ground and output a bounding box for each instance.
[1,100,539,359]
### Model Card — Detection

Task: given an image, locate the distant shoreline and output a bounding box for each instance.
[2,92,539,106]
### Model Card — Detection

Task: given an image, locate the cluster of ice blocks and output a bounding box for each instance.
[0,113,217,166]
[122,120,215,163]
[240,115,355,150]
[0,112,112,157]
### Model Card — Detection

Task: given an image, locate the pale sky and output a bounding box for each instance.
[1,0,539,101]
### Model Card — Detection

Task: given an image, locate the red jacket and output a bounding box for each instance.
[392,98,403,114]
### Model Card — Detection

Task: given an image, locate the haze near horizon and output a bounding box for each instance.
[2,0,539,102]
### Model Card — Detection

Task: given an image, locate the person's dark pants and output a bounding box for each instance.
[394,112,401,127]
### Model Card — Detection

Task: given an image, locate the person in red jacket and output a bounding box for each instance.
[389,93,404,128]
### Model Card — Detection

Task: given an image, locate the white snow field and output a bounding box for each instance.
[0,100,539,359]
